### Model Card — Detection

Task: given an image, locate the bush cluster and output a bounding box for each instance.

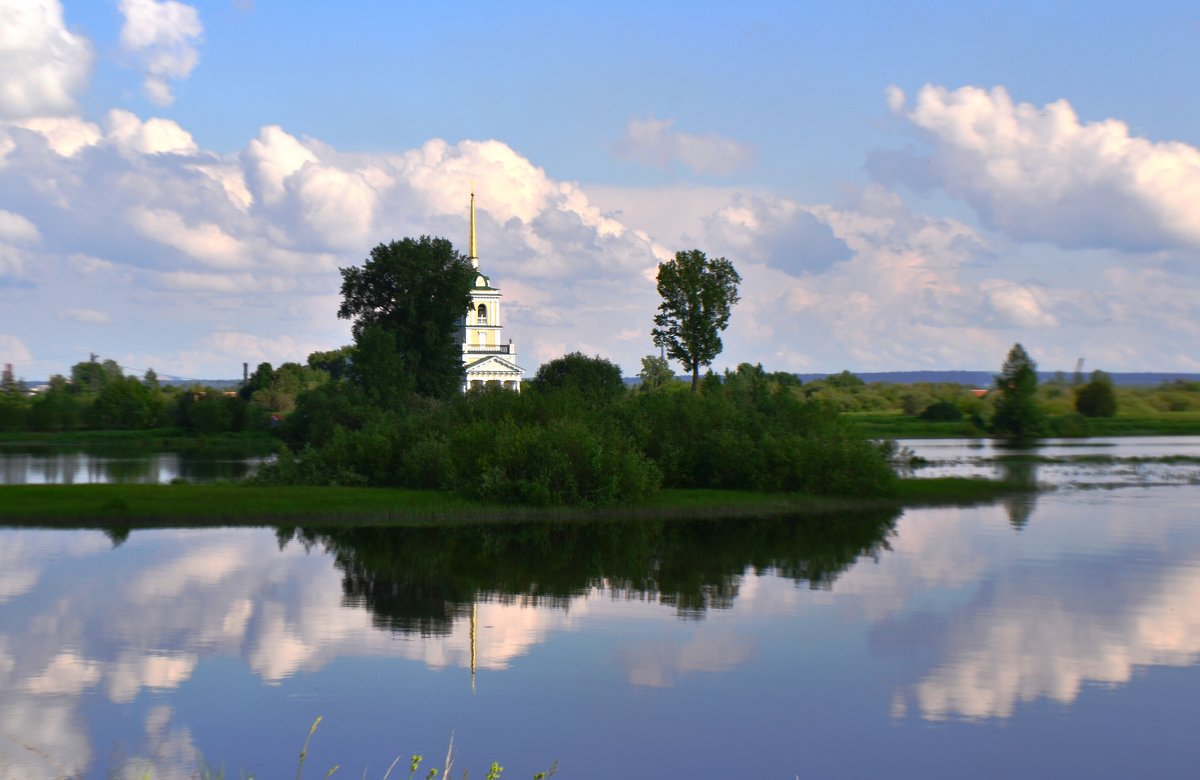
[257,358,898,506]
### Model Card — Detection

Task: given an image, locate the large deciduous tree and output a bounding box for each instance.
[338,236,477,400]
[992,343,1046,438]
[651,249,741,392]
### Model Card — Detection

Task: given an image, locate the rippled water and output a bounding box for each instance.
[1,439,1199,778]
[898,435,1200,488]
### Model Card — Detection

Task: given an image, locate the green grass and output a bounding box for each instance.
[846,410,1200,438]
[845,411,983,439]
[1074,413,1200,436]
[0,478,1036,527]
[0,483,481,526]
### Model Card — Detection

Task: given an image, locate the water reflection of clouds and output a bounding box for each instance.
[0,693,92,779]
[0,528,615,775]
[898,559,1200,721]
[0,531,108,603]
[3,488,1199,771]
[854,495,1200,722]
[617,631,754,688]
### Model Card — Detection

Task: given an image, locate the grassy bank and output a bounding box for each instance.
[847,410,1200,438]
[0,428,278,452]
[0,477,1033,527]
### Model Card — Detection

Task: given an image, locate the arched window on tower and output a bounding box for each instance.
[476,304,487,324]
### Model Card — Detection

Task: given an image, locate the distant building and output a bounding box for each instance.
[462,191,524,392]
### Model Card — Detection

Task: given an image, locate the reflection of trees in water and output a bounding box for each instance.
[284,509,901,637]
[995,447,1041,529]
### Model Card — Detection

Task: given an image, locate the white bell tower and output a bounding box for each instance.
[462,189,524,392]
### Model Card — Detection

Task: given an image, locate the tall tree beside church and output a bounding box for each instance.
[338,236,477,400]
[652,249,741,392]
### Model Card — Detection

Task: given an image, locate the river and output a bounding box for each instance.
[0,438,1198,778]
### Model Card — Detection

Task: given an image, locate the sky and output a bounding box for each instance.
[1,0,1199,381]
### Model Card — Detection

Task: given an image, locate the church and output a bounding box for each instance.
[462,191,524,391]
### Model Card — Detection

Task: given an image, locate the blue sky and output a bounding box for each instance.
[1,0,1198,380]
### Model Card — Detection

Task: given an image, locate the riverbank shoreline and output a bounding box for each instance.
[0,428,278,451]
[0,477,1031,527]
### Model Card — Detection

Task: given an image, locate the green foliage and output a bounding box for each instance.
[86,375,163,429]
[244,361,328,415]
[347,326,412,409]
[991,343,1046,438]
[29,376,84,431]
[280,380,373,451]
[528,351,625,405]
[264,353,897,504]
[447,417,661,506]
[637,354,675,391]
[240,362,276,401]
[651,249,741,392]
[623,363,896,496]
[1075,370,1117,417]
[919,399,962,422]
[70,358,123,395]
[1048,411,1091,437]
[338,236,477,399]
[0,363,20,397]
[307,346,354,382]
[823,370,865,389]
[0,363,28,431]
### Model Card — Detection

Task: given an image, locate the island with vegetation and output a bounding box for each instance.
[2,237,1197,525]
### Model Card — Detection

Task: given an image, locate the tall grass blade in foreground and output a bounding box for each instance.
[296,715,323,780]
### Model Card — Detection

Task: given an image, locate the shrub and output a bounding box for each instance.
[919,400,962,422]
[529,352,626,406]
[1049,412,1091,437]
[1075,372,1117,418]
[448,418,660,506]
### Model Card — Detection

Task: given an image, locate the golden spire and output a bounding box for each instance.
[469,184,478,269]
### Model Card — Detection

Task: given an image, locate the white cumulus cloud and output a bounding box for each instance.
[876,84,1200,252]
[126,207,246,268]
[981,280,1058,329]
[105,109,197,156]
[118,0,203,105]
[0,0,92,118]
[614,116,756,176]
[0,209,39,243]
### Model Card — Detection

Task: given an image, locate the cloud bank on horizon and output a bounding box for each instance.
[0,0,1197,381]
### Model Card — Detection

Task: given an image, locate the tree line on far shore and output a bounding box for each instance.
[0,357,326,435]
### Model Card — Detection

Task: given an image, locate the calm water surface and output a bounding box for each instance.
[0,446,271,484]
[2,439,1200,778]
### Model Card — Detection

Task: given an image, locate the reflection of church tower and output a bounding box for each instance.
[462,189,524,392]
